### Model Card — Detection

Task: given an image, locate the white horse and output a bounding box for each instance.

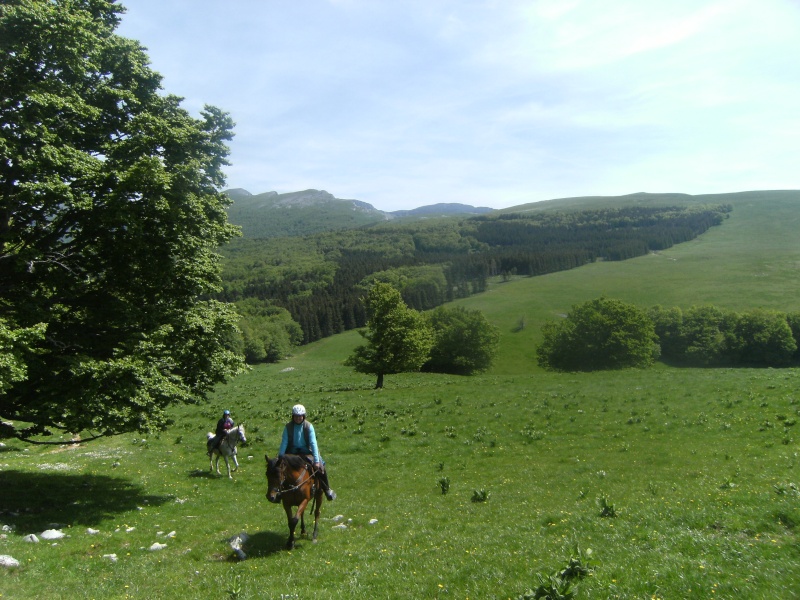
[206,424,246,478]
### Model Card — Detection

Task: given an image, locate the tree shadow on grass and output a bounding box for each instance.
[0,470,171,532]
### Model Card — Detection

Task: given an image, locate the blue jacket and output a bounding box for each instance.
[279,420,322,464]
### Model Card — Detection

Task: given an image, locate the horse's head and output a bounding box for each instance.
[236,424,246,444]
[264,455,283,504]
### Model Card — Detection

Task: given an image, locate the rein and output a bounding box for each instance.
[275,458,318,497]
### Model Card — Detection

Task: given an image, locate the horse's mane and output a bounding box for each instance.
[281,454,308,469]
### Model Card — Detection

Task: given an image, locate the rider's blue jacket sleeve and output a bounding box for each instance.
[278,425,289,455]
[307,423,321,464]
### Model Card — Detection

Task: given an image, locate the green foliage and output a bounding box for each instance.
[597,496,617,518]
[0,319,46,394]
[0,0,245,440]
[519,546,592,600]
[438,476,450,495]
[344,283,433,388]
[234,298,302,364]
[537,297,659,371]
[423,305,500,374]
[652,305,797,367]
[217,203,729,345]
[519,574,576,600]
[471,488,490,502]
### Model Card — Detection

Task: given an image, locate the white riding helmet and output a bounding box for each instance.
[292,404,306,417]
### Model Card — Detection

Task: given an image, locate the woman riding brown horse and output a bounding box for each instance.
[265,454,325,549]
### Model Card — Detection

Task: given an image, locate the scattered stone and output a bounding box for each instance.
[126,527,135,532]
[332,523,347,530]
[102,554,118,563]
[331,514,344,522]
[86,528,100,535]
[149,543,167,551]
[2,525,14,532]
[280,367,295,372]
[229,532,249,560]
[23,534,39,543]
[369,519,379,525]
[0,555,20,568]
[40,529,65,540]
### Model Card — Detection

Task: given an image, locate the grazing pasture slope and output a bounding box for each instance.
[0,190,798,599]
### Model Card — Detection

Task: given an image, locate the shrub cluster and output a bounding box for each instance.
[538,298,800,371]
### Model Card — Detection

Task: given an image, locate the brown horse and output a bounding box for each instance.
[265,454,325,549]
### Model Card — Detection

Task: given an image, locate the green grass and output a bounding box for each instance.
[1,191,800,599]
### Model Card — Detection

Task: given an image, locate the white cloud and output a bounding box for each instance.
[116,0,800,210]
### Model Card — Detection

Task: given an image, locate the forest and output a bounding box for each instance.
[217,203,732,354]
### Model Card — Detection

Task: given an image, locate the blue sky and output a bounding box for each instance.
[117,0,800,211]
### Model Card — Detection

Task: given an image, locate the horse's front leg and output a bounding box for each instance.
[231,454,239,472]
[285,504,298,550]
[295,497,310,538]
[224,456,232,479]
[214,453,222,475]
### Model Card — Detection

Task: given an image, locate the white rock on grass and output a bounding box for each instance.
[23,534,39,543]
[86,528,100,535]
[149,543,167,551]
[102,554,118,563]
[0,555,20,568]
[369,519,379,525]
[332,523,347,530]
[331,514,344,522]
[229,532,249,560]
[40,529,65,540]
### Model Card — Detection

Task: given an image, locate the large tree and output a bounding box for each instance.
[345,283,432,389]
[423,305,499,375]
[537,297,659,371]
[0,0,245,442]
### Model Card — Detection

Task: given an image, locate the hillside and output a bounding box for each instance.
[4,190,799,599]
[223,188,496,238]
[219,198,731,345]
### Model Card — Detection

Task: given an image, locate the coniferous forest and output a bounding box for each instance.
[217,203,731,350]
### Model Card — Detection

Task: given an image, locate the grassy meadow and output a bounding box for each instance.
[1,191,799,599]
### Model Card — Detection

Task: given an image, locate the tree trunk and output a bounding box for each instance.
[375,373,384,389]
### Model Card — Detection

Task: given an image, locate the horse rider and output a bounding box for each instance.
[209,409,234,454]
[278,404,336,501]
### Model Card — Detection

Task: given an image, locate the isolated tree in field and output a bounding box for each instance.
[345,283,433,388]
[423,306,499,375]
[0,1,245,442]
[537,297,659,371]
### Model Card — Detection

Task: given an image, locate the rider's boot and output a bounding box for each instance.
[319,470,336,501]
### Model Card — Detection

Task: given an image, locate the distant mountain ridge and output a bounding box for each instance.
[223,188,494,238]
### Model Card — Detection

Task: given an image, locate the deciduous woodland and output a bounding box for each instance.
[218,204,731,347]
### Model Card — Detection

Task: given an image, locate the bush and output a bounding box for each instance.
[537,297,659,372]
[422,306,499,375]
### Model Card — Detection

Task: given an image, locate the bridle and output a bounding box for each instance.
[269,457,318,499]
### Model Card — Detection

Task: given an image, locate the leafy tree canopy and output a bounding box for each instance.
[537,297,659,372]
[423,306,500,375]
[0,0,245,442]
[344,283,433,388]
